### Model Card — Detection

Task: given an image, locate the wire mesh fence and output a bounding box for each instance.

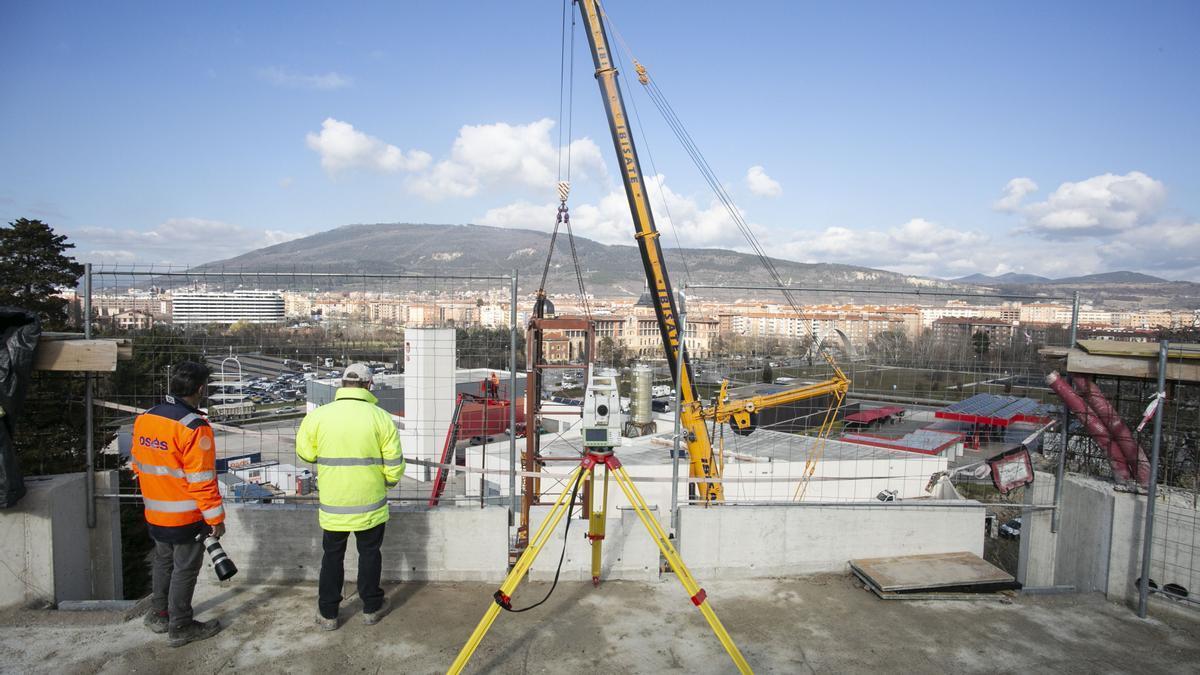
[81,266,521,511]
[1142,344,1200,611]
[56,263,1198,585]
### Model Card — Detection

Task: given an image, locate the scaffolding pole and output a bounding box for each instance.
[1137,340,1168,619]
[509,270,519,526]
[1051,291,1080,533]
[671,290,686,536]
[84,263,96,529]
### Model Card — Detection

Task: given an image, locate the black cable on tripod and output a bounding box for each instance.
[496,470,584,613]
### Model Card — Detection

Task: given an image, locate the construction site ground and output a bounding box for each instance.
[3,574,1199,674]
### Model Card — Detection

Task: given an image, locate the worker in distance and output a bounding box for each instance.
[131,361,226,647]
[297,363,405,630]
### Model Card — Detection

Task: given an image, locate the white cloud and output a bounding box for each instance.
[305,118,432,174]
[745,165,782,198]
[774,218,994,277]
[477,201,558,230]
[87,249,137,262]
[992,177,1037,212]
[479,174,747,248]
[258,66,351,90]
[70,218,307,266]
[406,119,605,200]
[1019,171,1165,237]
[989,170,1199,280]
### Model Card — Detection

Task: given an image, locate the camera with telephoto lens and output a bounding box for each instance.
[197,532,238,581]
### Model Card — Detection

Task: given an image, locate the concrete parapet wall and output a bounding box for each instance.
[677,501,985,578]
[1050,474,1114,593]
[1023,473,1200,616]
[0,471,122,610]
[1018,471,1060,588]
[216,503,509,583]
[215,501,990,587]
[524,505,662,582]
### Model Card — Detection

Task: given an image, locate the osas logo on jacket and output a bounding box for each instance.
[138,436,169,451]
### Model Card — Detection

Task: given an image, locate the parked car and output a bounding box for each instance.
[999,518,1022,538]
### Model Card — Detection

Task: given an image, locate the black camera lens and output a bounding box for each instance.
[201,535,238,581]
[596,404,608,417]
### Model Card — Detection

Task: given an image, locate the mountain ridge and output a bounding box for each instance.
[195,222,974,298]
[955,271,1167,285]
[190,222,1199,309]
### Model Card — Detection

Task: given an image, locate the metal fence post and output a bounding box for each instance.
[84,263,96,528]
[1051,290,1081,533]
[1137,339,1168,618]
[670,290,686,536]
[509,270,518,525]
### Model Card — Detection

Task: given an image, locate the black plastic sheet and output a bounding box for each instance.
[0,308,40,508]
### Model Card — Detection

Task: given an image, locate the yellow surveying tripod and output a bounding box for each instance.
[447,448,753,674]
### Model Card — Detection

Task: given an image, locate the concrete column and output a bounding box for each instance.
[403,328,457,482]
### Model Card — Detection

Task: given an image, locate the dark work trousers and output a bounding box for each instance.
[319,523,386,620]
[151,538,205,630]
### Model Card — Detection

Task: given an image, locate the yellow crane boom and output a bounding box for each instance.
[704,371,850,434]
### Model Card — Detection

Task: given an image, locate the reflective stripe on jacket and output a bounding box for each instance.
[296,387,404,531]
[132,396,225,528]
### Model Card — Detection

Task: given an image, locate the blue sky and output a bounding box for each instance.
[2,1,1198,280]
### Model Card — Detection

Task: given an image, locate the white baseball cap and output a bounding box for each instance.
[342,363,374,384]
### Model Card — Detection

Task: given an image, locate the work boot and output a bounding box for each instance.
[362,598,390,626]
[167,619,221,648]
[143,609,168,634]
[316,613,339,631]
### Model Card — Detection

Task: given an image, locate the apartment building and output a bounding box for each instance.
[171,290,285,325]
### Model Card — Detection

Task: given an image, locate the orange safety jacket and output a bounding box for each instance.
[131,395,225,529]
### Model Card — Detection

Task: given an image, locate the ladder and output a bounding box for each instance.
[427,393,472,507]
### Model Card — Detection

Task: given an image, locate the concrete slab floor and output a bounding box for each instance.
[2,574,1199,674]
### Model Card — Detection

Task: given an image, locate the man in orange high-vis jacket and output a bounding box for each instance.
[132,361,225,647]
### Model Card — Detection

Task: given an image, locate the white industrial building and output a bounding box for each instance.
[171,290,285,325]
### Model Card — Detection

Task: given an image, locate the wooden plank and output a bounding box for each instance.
[1078,339,1200,360]
[34,339,118,372]
[849,551,1013,592]
[1067,349,1200,384]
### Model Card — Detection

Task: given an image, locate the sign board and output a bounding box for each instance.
[216,453,261,473]
[988,445,1034,494]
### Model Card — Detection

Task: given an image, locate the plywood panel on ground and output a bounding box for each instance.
[849,551,1013,592]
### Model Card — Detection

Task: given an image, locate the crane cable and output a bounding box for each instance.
[538,0,591,319]
[606,17,692,285]
[597,2,827,365]
[598,2,845,501]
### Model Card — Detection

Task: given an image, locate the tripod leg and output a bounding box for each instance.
[611,466,753,675]
[448,464,587,675]
[588,465,609,586]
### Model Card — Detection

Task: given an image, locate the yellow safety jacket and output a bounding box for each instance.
[296,387,404,531]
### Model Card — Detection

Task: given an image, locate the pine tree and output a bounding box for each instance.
[0,218,85,329]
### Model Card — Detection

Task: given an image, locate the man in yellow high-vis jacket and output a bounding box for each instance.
[297,363,404,630]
